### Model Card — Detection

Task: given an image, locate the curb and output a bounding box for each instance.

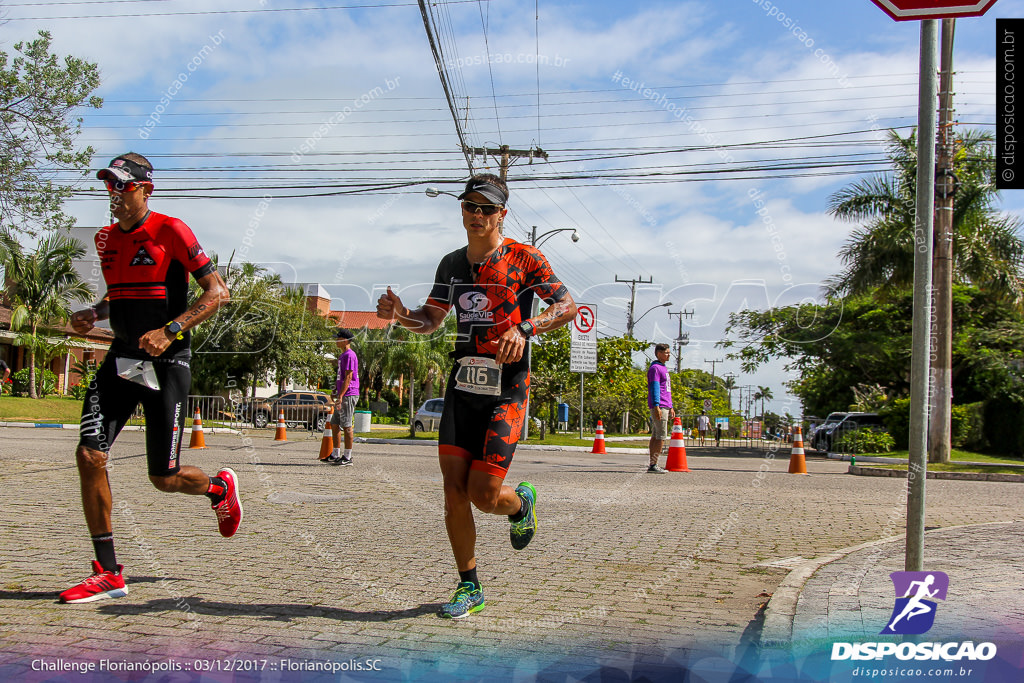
[847,464,1024,483]
[354,436,647,455]
[760,520,1016,647]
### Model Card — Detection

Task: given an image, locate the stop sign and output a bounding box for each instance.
[871,0,999,21]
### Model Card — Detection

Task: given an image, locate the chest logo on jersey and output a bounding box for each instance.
[130,245,157,266]
[457,291,493,322]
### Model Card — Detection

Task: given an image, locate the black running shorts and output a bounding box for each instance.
[78,355,191,477]
[438,364,529,479]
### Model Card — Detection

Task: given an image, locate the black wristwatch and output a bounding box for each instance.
[166,321,184,339]
[517,320,536,338]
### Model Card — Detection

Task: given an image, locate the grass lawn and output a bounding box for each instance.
[862,449,1024,465]
[0,396,83,423]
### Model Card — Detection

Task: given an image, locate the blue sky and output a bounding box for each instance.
[6,0,1021,414]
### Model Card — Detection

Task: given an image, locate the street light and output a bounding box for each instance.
[532,226,580,247]
[522,225,580,440]
[425,187,459,199]
[627,301,672,338]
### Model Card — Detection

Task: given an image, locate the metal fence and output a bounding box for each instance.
[126,395,323,437]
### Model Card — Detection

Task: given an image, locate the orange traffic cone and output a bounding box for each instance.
[318,406,334,460]
[591,420,606,454]
[188,408,207,449]
[788,426,808,474]
[273,408,288,442]
[665,417,690,472]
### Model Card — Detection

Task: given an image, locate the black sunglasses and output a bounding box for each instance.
[461,200,503,216]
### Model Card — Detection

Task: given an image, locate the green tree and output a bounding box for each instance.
[1,31,102,236]
[0,228,91,398]
[827,129,1024,302]
[189,262,335,396]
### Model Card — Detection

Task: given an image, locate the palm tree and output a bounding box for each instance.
[0,229,91,398]
[827,129,1024,302]
[755,385,773,420]
[722,375,737,411]
[388,323,449,437]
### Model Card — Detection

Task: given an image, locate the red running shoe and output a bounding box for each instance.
[59,561,128,604]
[212,467,242,537]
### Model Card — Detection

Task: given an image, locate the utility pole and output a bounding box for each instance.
[463,145,547,182]
[704,358,723,387]
[667,309,694,373]
[616,275,653,337]
[930,18,956,465]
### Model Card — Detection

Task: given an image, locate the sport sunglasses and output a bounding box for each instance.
[104,179,151,193]
[461,200,504,216]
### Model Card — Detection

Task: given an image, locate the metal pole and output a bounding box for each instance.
[579,373,584,440]
[907,19,938,573]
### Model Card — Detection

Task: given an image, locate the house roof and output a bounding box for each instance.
[0,305,114,343]
[329,310,392,330]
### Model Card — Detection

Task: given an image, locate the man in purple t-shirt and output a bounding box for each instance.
[647,343,675,474]
[326,328,360,466]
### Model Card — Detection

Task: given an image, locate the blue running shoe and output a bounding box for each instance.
[439,581,484,619]
[509,481,537,550]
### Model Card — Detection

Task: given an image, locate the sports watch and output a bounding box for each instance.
[165,321,184,339]
[517,320,536,338]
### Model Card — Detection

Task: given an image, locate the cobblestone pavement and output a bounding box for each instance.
[2,428,1023,680]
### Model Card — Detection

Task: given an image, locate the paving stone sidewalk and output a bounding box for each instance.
[2,428,1023,680]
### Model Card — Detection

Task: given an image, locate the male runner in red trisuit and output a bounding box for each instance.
[61,153,237,604]
[377,173,576,618]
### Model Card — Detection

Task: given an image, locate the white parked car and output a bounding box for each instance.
[413,398,444,432]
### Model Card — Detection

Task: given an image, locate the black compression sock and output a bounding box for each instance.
[206,476,227,505]
[458,568,480,590]
[509,493,527,522]
[91,533,117,572]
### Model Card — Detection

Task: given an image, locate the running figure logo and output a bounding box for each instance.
[882,571,949,635]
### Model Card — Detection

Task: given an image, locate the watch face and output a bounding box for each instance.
[168,322,182,334]
[519,321,533,337]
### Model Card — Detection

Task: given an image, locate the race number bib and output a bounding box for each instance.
[115,357,161,390]
[454,356,502,396]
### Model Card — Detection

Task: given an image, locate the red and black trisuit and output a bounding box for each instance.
[426,237,569,478]
[79,212,215,476]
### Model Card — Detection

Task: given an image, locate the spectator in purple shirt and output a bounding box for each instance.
[646,343,674,474]
[326,328,360,466]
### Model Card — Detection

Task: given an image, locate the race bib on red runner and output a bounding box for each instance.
[454,357,501,396]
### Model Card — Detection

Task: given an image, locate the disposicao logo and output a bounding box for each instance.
[831,570,997,663]
[882,571,948,635]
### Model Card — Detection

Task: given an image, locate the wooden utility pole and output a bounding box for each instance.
[463,145,547,181]
[929,18,956,465]
[667,309,694,373]
[616,275,653,338]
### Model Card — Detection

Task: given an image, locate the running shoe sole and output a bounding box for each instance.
[61,586,129,604]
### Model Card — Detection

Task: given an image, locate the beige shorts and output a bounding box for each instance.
[650,408,670,440]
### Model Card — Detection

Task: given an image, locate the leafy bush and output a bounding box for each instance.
[833,427,895,454]
[11,367,57,397]
[880,398,984,450]
[69,371,95,400]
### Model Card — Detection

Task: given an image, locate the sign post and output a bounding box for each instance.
[869,0,998,574]
[570,304,597,439]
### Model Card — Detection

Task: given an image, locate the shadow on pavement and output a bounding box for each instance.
[96,597,439,622]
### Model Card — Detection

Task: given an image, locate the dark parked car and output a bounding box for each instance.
[812,412,886,452]
[242,391,331,431]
